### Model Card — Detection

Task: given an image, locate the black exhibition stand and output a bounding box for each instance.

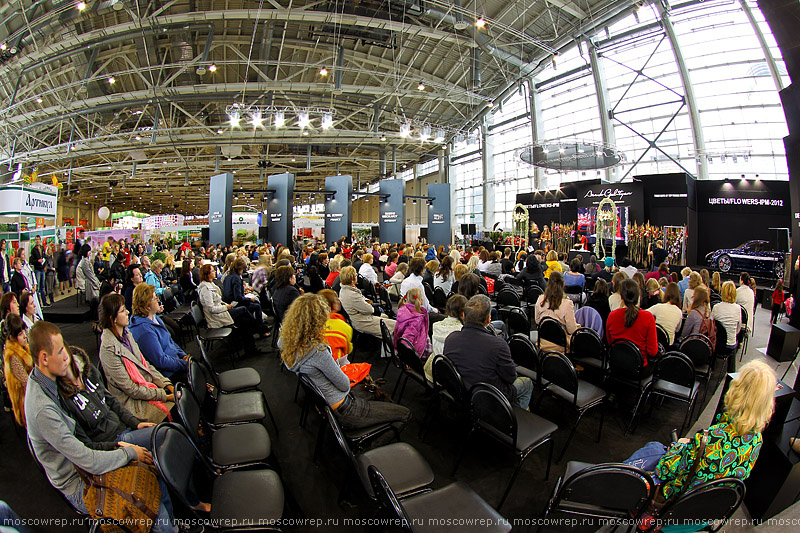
[713,372,799,520]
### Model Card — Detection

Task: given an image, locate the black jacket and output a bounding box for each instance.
[223,272,245,304]
[30,245,44,272]
[273,284,301,320]
[59,362,140,450]
[10,271,28,296]
[501,258,514,275]
[443,323,518,403]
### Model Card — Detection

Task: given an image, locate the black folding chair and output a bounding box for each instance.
[379,319,399,379]
[537,316,567,352]
[393,337,436,404]
[540,462,655,531]
[646,478,746,533]
[506,307,530,338]
[606,340,653,435]
[537,351,606,463]
[713,320,735,377]
[432,286,448,310]
[508,333,543,387]
[420,354,471,439]
[679,334,714,406]
[656,324,670,352]
[738,305,750,361]
[368,465,512,533]
[645,351,701,435]
[151,422,285,528]
[195,336,261,393]
[569,327,607,373]
[454,382,558,509]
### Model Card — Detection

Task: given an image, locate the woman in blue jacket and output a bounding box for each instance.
[128,283,188,382]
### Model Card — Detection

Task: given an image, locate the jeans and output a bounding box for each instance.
[335,393,412,447]
[0,500,30,533]
[513,376,534,409]
[35,270,45,300]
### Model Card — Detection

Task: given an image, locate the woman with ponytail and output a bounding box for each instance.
[736,272,756,334]
[393,287,432,360]
[606,278,659,376]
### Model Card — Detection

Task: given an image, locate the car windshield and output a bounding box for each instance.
[737,241,756,250]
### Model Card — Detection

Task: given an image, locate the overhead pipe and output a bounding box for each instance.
[334,46,345,91]
[471,48,482,90]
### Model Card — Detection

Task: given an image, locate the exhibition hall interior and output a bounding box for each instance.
[2,0,800,530]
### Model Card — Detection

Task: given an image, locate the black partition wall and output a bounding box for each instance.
[427,183,452,247]
[379,179,405,244]
[324,175,353,245]
[209,172,234,247]
[267,172,295,247]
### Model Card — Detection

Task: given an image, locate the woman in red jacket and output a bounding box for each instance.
[772,279,785,324]
[606,278,659,376]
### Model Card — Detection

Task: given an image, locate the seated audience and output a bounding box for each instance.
[222,257,266,333]
[144,260,166,297]
[649,282,683,347]
[710,271,722,298]
[423,260,438,286]
[272,265,303,322]
[129,283,188,381]
[388,262,408,299]
[359,253,379,285]
[609,271,628,312]
[516,254,546,292]
[643,278,661,309]
[544,250,562,279]
[281,294,410,444]
[620,258,638,279]
[606,279,659,376]
[677,267,692,300]
[433,256,456,294]
[682,271,703,313]
[401,257,441,316]
[484,252,503,278]
[4,314,32,427]
[20,290,38,330]
[339,266,395,336]
[98,294,174,423]
[393,288,431,360]
[736,272,756,335]
[444,295,533,409]
[318,289,353,366]
[534,272,578,352]
[426,294,467,381]
[712,281,743,351]
[593,256,615,283]
[564,258,586,290]
[450,263,468,295]
[325,258,341,288]
[680,285,713,341]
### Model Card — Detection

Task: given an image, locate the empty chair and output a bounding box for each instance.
[420,354,471,438]
[646,478,746,533]
[455,383,558,509]
[505,308,530,338]
[508,333,542,386]
[656,324,670,351]
[606,340,653,435]
[540,462,655,529]
[537,351,606,462]
[322,400,434,503]
[569,327,606,373]
[187,359,268,427]
[537,316,567,352]
[713,320,735,376]
[496,287,522,311]
[190,301,233,353]
[679,334,714,405]
[175,383,272,470]
[738,305,750,361]
[644,351,701,435]
[393,337,436,403]
[151,423,285,528]
[369,465,511,533]
[432,286,448,310]
[195,336,261,393]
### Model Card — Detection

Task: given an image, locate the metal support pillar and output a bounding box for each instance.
[588,39,618,183]
[739,0,784,92]
[527,79,545,189]
[657,0,708,179]
[481,118,495,230]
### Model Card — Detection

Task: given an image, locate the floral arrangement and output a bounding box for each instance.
[628,222,662,267]
[664,226,687,266]
[552,222,575,254]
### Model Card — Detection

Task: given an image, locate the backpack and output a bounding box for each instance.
[699,313,717,350]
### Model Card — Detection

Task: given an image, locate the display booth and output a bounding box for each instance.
[0,182,58,255]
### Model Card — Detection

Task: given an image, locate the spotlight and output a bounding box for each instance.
[36,98,43,103]
[217,129,224,134]
[380,134,387,141]
[208,64,217,72]
[487,101,494,108]
[274,110,285,128]
[420,126,431,141]
[319,66,328,76]
[228,110,240,127]
[400,123,411,138]
[559,147,566,154]
[298,111,310,128]
[475,16,486,28]
[251,111,263,128]
[108,76,116,84]
[0,44,6,51]
[302,131,309,136]
[433,129,445,143]
[321,112,333,129]
[135,135,141,140]
[77,1,86,10]
[417,81,425,91]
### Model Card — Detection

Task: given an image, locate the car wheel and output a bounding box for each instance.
[718,254,732,273]
[775,261,785,279]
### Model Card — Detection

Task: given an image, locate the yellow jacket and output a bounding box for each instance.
[544,260,563,279]
[325,313,353,362]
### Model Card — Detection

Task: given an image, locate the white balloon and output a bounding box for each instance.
[98,206,110,220]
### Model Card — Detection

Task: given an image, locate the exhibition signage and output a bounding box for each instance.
[427,183,452,247]
[379,179,405,244]
[324,175,353,245]
[209,173,233,247]
[267,172,296,247]
[0,183,58,217]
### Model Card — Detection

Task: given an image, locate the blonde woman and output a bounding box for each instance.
[682,272,703,313]
[280,293,410,442]
[653,360,775,501]
[711,281,743,351]
[544,250,562,279]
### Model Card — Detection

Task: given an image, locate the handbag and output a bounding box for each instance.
[360,376,393,402]
[77,461,161,533]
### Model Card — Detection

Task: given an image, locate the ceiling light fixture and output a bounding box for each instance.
[420,126,431,142]
[475,16,486,28]
[251,111,263,128]
[298,111,310,128]
[321,112,333,129]
[319,66,328,76]
[77,1,86,10]
[0,43,6,51]
[433,129,445,143]
[380,134,387,141]
[217,129,224,134]
[400,123,411,138]
[208,64,217,72]
[36,98,43,103]
[228,110,240,128]
[274,110,285,128]
[108,76,116,84]
[417,81,425,91]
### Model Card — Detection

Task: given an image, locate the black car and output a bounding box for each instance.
[706,240,786,278]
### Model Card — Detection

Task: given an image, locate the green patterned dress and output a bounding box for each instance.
[655,412,762,500]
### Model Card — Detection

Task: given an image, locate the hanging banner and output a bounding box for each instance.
[427,183,451,247]
[379,179,405,244]
[0,184,58,217]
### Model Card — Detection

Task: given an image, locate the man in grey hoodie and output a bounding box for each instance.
[25,321,178,533]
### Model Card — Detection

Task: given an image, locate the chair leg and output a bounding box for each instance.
[396,374,409,404]
[313,422,326,464]
[391,373,403,399]
[597,400,605,443]
[294,379,301,404]
[381,355,392,379]
[498,455,525,510]
[557,412,584,464]
[263,395,280,436]
[626,387,649,436]
[545,438,554,480]
[451,429,472,476]
[681,395,696,436]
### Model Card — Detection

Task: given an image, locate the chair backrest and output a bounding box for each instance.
[298,373,328,411]
[162,287,173,301]
[506,307,530,337]
[432,286,448,310]
[431,354,468,406]
[526,284,544,305]
[194,336,219,383]
[541,351,579,404]
[713,320,728,354]
[654,351,696,390]
[508,334,541,375]
[679,335,713,367]
[564,284,583,295]
[538,316,567,347]
[379,319,397,362]
[654,478,746,533]
[739,305,749,329]
[151,423,211,510]
[422,282,435,302]
[174,383,202,442]
[322,401,359,472]
[655,324,670,348]
[396,337,426,377]
[555,463,655,519]
[497,288,521,308]
[187,359,212,407]
[570,327,605,364]
[608,340,645,382]
[190,301,205,328]
[367,466,414,532]
[470,382,517,449]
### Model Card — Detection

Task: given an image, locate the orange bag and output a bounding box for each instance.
[340,363,372,387]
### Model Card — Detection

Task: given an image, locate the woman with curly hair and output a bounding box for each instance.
[280,293,410,442]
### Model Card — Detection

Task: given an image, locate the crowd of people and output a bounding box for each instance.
[0,232,784,531]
